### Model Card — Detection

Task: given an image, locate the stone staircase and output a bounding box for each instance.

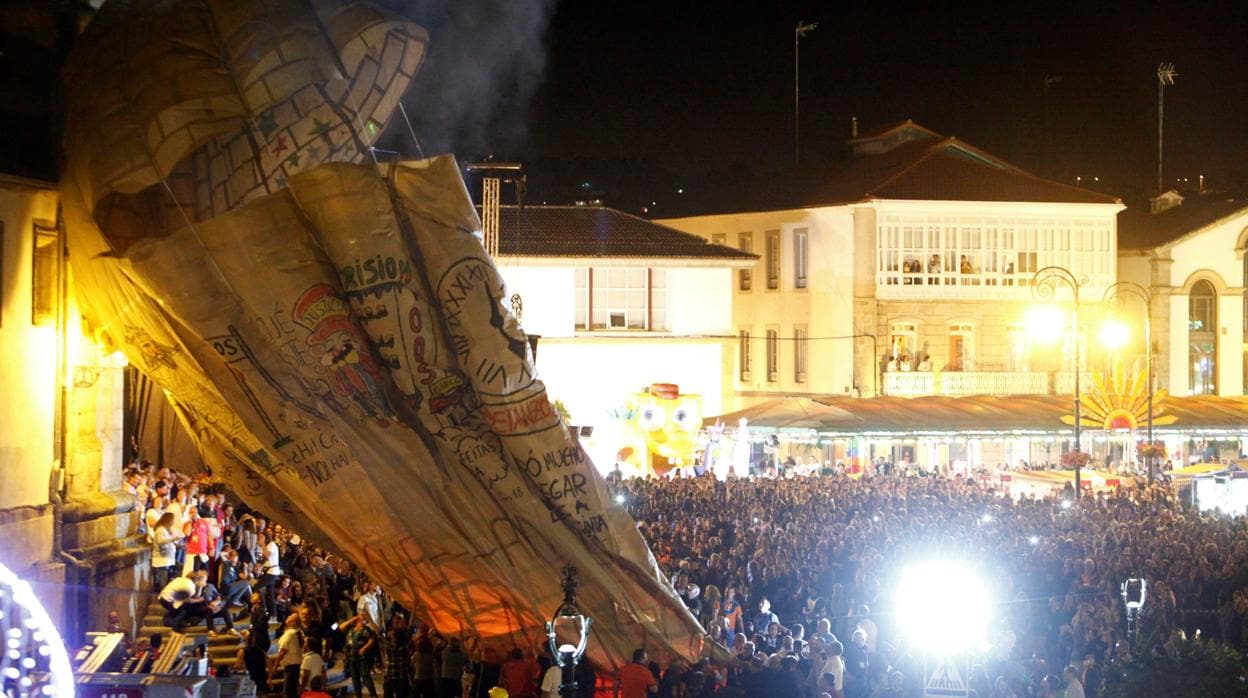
[138,597,351,693]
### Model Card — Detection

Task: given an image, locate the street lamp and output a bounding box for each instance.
[1103,281,1156,482]
[1033,266,1088,496]
[546,564,592,698]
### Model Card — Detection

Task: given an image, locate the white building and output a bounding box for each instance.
[662,121,1125,407]
[492,204,754,436]
[1117,191,1248,397]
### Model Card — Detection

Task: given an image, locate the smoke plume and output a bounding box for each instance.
[383,0,554,159]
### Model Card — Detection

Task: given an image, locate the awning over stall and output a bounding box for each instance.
[708,394,1248,435]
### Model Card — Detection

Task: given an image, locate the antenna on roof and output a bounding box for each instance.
[1156,62,1178,195]
[794,20,818,164]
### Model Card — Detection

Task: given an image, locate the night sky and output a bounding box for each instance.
[2,1,1246,213]
[429,1,1248,212]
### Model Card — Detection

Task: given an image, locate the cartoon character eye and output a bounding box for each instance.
[672,408,690,426]
[639,406,665,429]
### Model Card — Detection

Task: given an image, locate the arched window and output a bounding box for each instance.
[1243,255,1248,392]
[1189,280,1217,395]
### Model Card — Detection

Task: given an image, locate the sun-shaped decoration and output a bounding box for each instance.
[1061,364,1177,430]
[0,561,74,698]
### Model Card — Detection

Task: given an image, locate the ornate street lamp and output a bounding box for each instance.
[1103,281,1156,482]
[1033,266,1088,496]
[547,564,592,698]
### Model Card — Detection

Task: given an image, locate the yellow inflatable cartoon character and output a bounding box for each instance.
[630,383,702,476]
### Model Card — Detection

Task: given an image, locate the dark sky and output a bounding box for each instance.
[475,1,1248,210]
[3,1,1246,212]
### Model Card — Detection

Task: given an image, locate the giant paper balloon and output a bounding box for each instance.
[61,0,708,670]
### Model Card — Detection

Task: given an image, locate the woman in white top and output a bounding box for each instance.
[149,512,181,591]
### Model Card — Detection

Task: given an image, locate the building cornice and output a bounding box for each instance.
[495,255,755,269]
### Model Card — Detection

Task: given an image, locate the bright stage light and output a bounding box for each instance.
[614,494,626,504]
[980,513,993,524]
[1099,319,1130,351]
[0,561,73,698]
[1060,499,1072,510]
[895,560,991,655]
[1029,535,1040,545]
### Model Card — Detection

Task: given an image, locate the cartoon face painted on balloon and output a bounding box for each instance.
[631,383,702,467]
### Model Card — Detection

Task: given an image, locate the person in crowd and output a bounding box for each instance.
[617,648,658,698]
[157,572,205,633]
[270,614,304,698]
[149,512,181,591]
[382,614,414,698]
[343,611,380,698]
[500,648,539,698]
[299,634,327,693]
[440,635,469,698]
[234,628,270,693]
[301,675,333,698]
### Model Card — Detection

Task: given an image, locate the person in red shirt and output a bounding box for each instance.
[618,649,658,698]
[500,648,539,698]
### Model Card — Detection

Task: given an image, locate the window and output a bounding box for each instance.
[794,325,808,383]
[888,321,918,371]
[574,268,589,330]
[32,220,57,325]
[948,323,975,371]
[1190,280,1217,395]
[577,267,666,331]
[1005,324,1031,372]
[793,228,808,289]
[765,230,780,290]
[711,233,726,246]
[766,328,779,382]
[739,329,752,380]
[738,233,753,291]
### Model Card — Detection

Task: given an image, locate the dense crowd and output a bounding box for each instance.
[612,471,1248,697]
[120,455,1248,698]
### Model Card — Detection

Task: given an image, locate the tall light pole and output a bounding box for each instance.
[794,20,818,163]
[1157,62,1177,194]
[1104,281,1155,481]
[1034,266,1088,496]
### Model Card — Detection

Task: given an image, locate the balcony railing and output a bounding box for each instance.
[883,370,1061,397]
[875,271,1111,300]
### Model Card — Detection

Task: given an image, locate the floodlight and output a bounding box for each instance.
[980,514,993,524]
[1023,305,1066,342]
[614,494,626,504]
[1098,319,1130,351]
[1060,499,1072,510]
[1029,536,1040,545]
[895,560,991,655]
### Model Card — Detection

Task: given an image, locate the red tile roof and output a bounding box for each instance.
[494,205,756,260]
[1117,197,1248,250]
[806,137,1121,206]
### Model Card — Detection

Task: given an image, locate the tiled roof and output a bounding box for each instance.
[1117,197,1248,250]
[806,137,1121,206]
[494,205,756,260]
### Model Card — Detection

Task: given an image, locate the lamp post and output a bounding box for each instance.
[1033,266,1088,496]
[546,565,592,698]
[1103,281,1155,482]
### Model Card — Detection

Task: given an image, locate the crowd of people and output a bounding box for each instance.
[610,469,1248,697]
[120,454,1248,698]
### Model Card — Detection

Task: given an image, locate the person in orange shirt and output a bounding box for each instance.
[618,649,657,698]
[500,648,539,698]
